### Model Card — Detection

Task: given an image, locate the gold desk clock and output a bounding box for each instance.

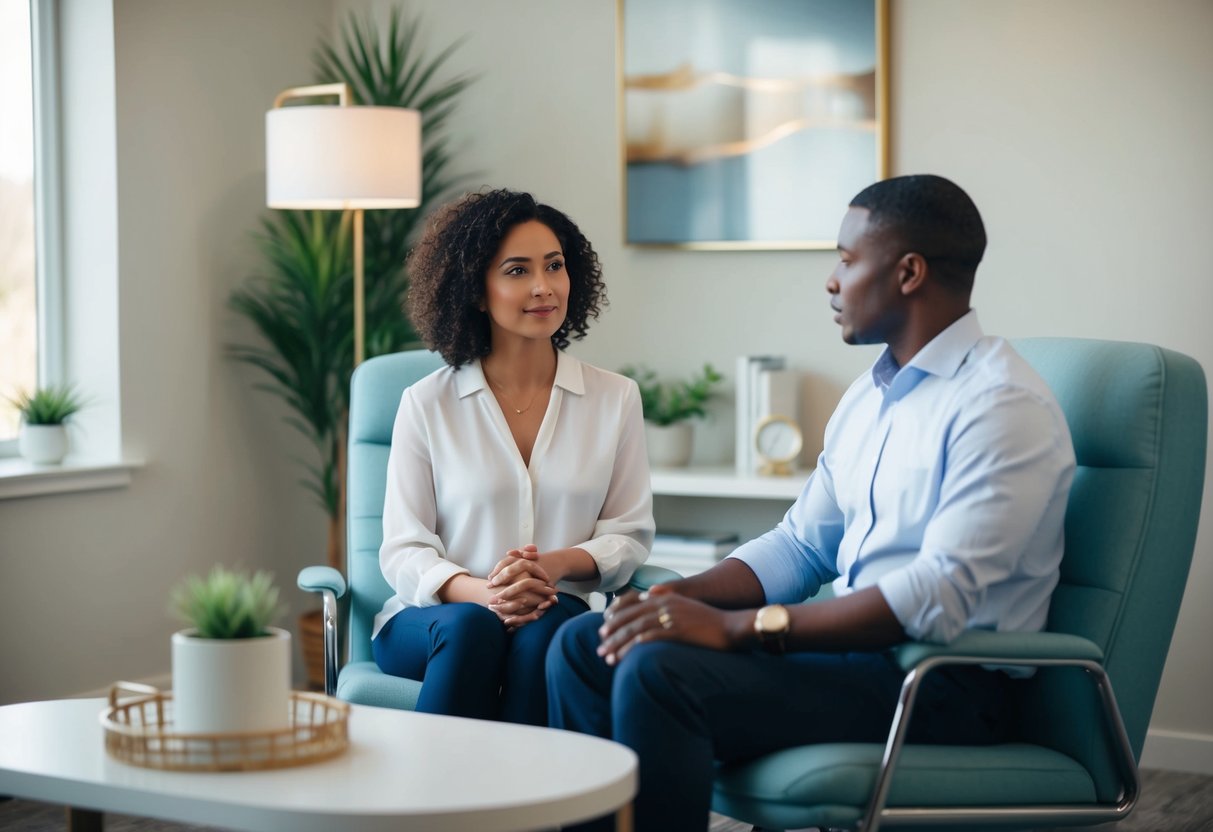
[754,415,803,477]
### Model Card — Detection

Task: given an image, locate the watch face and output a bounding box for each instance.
[756,604,790,635]
[755,416,803,463]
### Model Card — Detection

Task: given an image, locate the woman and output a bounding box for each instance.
[371,189,654,725]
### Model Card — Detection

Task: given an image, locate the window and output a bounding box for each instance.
[1,0,60,457]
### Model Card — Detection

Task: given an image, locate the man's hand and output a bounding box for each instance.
[488,545,558,631]
[596,584,752,666]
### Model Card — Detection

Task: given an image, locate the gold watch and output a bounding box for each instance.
[753,604,790,654]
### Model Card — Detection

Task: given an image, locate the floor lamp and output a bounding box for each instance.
[265,83,421,366]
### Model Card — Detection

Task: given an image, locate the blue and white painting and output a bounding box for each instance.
[623,0,884,247]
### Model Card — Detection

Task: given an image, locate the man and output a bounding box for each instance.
[546,175,1076,832]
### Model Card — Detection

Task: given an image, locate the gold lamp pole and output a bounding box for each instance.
[266,84,421,365]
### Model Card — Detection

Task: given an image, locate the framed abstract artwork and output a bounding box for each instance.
[619,0,888,249]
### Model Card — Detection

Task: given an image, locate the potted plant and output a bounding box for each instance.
[227,7,473,688]
[6,383,86,465]
[620,364,723,467]
[169,565,290,734]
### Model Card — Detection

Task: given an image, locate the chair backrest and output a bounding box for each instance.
[1013,338,1206,800]
[346,349,446,662]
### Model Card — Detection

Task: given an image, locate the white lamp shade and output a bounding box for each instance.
[266,105,421,209]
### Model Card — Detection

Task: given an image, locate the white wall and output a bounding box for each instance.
[348,0,1213,768]
[0,0,333,704]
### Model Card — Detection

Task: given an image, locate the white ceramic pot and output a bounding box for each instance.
[18,423,68,465]
[645,421,694,468]
[172,626,292,734]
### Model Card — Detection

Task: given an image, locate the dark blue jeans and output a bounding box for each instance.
[546,612,1011,832]
[373,592,588,725]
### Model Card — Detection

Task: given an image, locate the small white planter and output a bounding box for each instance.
[645,421,694,468]
[18,423,69,465]
[172,626,292,734]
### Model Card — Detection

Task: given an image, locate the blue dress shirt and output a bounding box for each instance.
[730,311,1076,644]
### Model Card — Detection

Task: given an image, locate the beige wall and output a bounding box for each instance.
[0,0,333,703]
[1,0,1208,772]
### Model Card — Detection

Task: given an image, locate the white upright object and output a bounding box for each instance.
[18,424,69,464]
[755,368,801,451]
[735,356,753,475]
[172,627,291,734]
[735,355,785,475]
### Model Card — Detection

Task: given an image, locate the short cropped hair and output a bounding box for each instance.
[406,189,607,368]
[849,174,987,293]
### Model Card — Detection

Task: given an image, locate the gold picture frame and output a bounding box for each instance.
[618,0,889,250]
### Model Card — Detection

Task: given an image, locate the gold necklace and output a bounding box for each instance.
[485,374,542,415]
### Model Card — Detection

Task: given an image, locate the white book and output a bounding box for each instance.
[735,355,784,475]
[734,356,752,476]
[756,367,800,425]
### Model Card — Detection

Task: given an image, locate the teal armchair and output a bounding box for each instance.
[298,349,677,710]
[712,338,1208,831]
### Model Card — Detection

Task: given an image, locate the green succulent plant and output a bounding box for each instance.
[170,566,286,640]
[620,364,724,427]
[6,383,87,425]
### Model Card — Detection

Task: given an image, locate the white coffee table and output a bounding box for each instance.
[0,697,636,831]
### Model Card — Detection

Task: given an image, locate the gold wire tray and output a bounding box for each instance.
[100,682,350,772]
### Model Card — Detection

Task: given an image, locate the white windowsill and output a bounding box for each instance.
[0,456,142,500]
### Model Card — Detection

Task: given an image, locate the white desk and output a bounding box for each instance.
[0,698,636,831]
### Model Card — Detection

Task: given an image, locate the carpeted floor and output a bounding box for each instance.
[2,767,1210,830]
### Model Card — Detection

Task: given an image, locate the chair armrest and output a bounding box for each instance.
[297,565,347,599]
[629,564,683,591]
[297,566,346,697]
[865,630,1133,831]
[893,630,1104,672]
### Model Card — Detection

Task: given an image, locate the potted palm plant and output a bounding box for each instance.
[6,383,87,465]
[228,7,473,687]
[621,364,723,467]
[169,565,290,734]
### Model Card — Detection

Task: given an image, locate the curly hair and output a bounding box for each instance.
[406,189,607,368]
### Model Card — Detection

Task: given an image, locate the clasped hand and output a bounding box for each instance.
[487,544,558,631]
[596,585,736,666]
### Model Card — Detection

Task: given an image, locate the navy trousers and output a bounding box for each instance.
[373,592,588,725]
[546,612,1012,832]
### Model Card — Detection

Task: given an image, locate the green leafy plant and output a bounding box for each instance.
[170,565,286,640]
[6,384,87,425]
[228,5,474,571]
[620,364,724,426]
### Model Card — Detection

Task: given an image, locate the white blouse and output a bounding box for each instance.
[373,352,655,638]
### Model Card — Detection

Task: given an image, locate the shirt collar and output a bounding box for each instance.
[908,309,983,379]
[870,309,983,395]
[456,350,585,399]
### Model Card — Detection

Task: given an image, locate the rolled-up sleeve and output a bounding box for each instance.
[877,386,1074,643]
[728,450,843,604]
[379,389,469,607]
[568,383,655,593]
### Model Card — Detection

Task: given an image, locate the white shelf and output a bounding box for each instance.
[650,465,809,500]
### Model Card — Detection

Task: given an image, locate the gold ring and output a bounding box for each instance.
[658,608,673,630]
